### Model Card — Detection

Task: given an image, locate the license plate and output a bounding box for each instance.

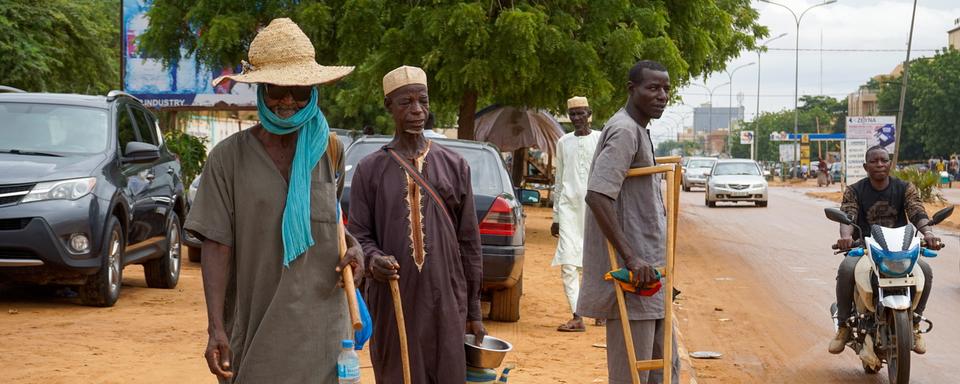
[729,191,748,197]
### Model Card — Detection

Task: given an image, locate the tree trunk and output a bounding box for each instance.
[457,90,478,141]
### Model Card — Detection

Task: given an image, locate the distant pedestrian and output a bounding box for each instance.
[948,155,958,181]
[552,96,602,332]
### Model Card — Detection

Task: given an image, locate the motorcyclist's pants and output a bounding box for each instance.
[836,256,932,322]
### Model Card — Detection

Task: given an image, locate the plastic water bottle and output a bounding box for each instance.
[337,339,360,383]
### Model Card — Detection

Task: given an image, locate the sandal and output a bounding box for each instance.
[595,318,606,327]
[557,318,586,332]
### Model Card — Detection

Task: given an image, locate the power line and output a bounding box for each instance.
[765,47,938,53]
[678,91,851,98]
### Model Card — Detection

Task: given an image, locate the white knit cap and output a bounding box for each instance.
[383,66,428,96]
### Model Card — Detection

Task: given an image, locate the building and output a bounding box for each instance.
[693,103,744,133]
[848,87,878,116]
[950,18,960,49]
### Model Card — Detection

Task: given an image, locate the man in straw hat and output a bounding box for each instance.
[184,18,364,383]
[553,96,602,332]
[578,60,679,383]
[348,65,486,382]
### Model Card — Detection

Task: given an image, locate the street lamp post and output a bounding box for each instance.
[691,82,729,156]
[724,62,755,156]
[761,0,837,177]
[755,33,788,161]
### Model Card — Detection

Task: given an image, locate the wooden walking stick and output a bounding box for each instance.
[337,222,363,330]
[607,156,680,384]
[390,279,412,384]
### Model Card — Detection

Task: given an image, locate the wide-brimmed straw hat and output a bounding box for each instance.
[212,18,353,87]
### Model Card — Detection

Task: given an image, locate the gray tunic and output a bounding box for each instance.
[184,129,351,383]
[577,108,667,320]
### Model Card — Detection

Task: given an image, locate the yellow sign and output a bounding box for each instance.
[801,134,810,144]
[801,146,810,160]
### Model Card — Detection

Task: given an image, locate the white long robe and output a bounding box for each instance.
[552,130,601,267]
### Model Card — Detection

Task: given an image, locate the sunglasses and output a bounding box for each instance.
[263,84,313,101]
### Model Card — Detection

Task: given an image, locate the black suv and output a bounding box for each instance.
[0,89,186,306]
[342,136,540,322]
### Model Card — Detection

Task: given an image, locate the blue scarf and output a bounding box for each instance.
[257,86,330,267]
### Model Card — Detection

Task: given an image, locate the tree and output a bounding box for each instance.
[896,49,960,159]
[732,95,846,162]
[0,1,120,94]
[139,1,767,138]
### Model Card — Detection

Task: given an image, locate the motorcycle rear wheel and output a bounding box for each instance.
[886,310,912,384]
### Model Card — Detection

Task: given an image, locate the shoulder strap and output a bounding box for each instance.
[384,148,456,229]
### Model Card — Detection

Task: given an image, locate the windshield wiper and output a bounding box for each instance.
[0,149,63,157]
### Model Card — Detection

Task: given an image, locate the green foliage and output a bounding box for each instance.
[0,0,120,94]
[656,139,699,157]
[892,168,943,203]
[164,130,207,187]
[139,0,766,137]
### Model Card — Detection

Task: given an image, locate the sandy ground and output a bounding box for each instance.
[0,206,695,383]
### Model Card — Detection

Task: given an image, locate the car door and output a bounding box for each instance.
[117,102,163,245]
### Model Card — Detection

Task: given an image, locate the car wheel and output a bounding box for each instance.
[707,200,716,208]
[489,273,522,322]
[145,211,181,289]
[80,216,123,307]
[683,184,690,192]
[756,201,768,207]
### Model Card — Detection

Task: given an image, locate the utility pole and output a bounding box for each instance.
[892,0,918,166]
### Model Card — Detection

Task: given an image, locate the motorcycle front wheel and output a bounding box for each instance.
[886,309,913,384]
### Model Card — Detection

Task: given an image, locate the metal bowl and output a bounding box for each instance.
[464,334,512,369]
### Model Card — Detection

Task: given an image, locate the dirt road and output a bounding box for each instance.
[0,205,694,383]
[675,186,960,383]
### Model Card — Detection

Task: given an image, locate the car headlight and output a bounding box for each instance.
[711,183,726,189]
[22,177,97,203]
[751,183,766,189]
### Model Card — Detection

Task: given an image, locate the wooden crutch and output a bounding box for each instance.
[337,222,363,330]
[390,280,412,384]
[606,156,681,384]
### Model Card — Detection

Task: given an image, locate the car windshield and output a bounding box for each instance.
[0,102,108,155]
[688,159,715,168]
[713,162,760,176]
[344,141,507,196]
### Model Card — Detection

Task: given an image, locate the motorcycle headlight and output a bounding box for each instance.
[871,245,919,277]
[21,177,97,203]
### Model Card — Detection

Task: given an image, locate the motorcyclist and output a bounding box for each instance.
[829,145,944,355]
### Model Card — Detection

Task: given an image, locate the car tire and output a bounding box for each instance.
[80,216,124,307]
[756,201,768,207]
[707,200,716,208]
[144,211,181,289]
[682,184,690,192]
[187,245,201,263]
[489,273,522,322]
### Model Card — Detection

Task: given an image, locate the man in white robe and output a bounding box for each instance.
[552,96,602,332]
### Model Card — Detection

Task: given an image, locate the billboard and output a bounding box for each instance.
[845,116,896,184]
[122,0,256,108]
[739,130,754,145]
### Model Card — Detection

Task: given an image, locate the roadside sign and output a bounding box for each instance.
[740,131,754,145]
[779,143,796,162]
[845,116,895,184]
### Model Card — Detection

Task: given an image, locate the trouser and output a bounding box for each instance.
[606,318,680,384]
[836,256,933,321]
[560,264,581,315]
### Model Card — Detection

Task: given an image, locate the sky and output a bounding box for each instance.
[650,0,960,144]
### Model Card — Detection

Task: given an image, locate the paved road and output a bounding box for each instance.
[675,186,960,383]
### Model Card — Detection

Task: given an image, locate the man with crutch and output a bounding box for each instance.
[348,65,486,383]
[577,60,680,384]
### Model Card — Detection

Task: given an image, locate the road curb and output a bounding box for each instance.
[674,311,699,384]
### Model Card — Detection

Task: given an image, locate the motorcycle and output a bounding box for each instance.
[824,205,953,384]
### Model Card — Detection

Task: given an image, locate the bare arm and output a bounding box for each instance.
[585,191,657,284]
[201,239,233,379]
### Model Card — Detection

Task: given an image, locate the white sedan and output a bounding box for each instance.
[705,159,768,207]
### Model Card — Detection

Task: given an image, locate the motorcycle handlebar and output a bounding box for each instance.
[831,240,863,251]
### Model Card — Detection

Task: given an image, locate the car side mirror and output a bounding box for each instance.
[518,189,541,205]
[824,207,853,225]
[928,206,954,226]
[124,141,160,163]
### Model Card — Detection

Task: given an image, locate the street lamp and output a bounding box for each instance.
[724,62,755,156]
[690,82,729,156]
[754,32,788,160]
[761,0,837,177]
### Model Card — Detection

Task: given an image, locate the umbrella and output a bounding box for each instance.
[474,105,565,156]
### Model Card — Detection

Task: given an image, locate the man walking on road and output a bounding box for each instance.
[830,146,943,360]
[577,60,679,384]
[184,18,364,383]
[552,96,602,332]
[348,65,486,383]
